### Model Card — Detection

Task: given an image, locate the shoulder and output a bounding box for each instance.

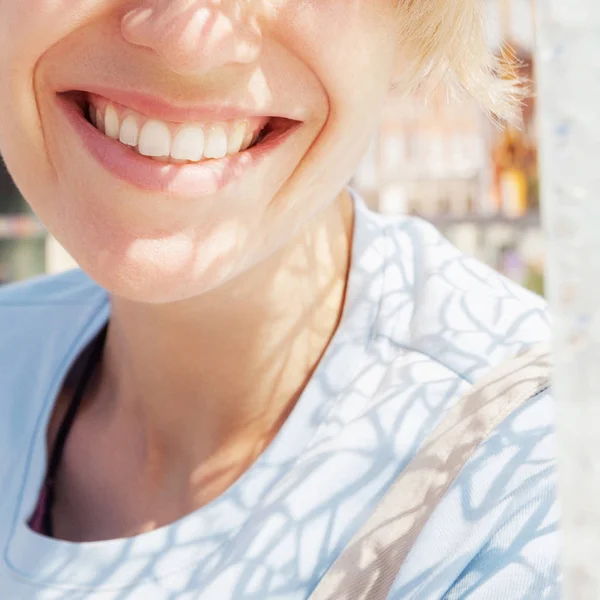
[352,197,549,383]
[0,268,108,375]
[0,268,105,308]
[0,268,107,343]
[388,386,559,599]
[0,269,108,451]
[0,268,107,366]
[349,204,559,597]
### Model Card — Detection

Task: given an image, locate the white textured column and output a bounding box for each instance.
[536,1,600,597]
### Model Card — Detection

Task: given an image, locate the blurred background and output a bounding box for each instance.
[0,0,543,294]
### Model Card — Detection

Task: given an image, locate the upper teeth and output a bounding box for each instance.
[88,95,264,163]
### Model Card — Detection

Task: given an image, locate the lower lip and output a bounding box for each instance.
[58,95,298,197]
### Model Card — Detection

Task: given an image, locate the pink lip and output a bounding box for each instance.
[57,94,299,197]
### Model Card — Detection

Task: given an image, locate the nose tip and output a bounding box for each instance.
[121,0,262,75]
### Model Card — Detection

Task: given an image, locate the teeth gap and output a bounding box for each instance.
[254,122,273,146]
[85,103,94,124]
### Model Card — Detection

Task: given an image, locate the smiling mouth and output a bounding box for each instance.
[61,91,297,167]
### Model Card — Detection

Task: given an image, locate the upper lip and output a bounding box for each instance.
[62,85,300,124]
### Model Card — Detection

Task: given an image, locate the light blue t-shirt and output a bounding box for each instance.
[0,195,559,599]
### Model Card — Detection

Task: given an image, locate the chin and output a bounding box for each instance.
[87,263,231,304]
[46,199,253,303]
[71,237,241,304]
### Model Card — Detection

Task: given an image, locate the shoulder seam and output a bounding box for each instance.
[376,334,473,385]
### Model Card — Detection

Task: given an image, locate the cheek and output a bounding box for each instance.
[0,1,101,67]
[269,2,398,199]
[0,1,116,189]
[287,2,398,136]
[271,0,398,103]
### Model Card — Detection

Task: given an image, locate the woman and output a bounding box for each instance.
[0,1,559,598]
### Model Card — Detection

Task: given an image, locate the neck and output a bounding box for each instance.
[98,190,354,469]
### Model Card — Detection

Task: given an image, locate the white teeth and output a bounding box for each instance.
[89,100,266,163]
[241,129,255,151]
[171,126,205,162]
[104,105,120,140]
[119,115,139,147]
[204,125,228,160]
[227,121,246,155]
[138,120,172,158]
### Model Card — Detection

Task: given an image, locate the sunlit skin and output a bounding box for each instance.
[0,0,404,540]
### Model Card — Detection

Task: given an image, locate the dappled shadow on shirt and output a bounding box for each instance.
[309,348,555,600]
[8,200,558,599]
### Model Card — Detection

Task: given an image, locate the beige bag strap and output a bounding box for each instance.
[309,344,551,600]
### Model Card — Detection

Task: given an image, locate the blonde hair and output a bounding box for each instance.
[395,0,521,121]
